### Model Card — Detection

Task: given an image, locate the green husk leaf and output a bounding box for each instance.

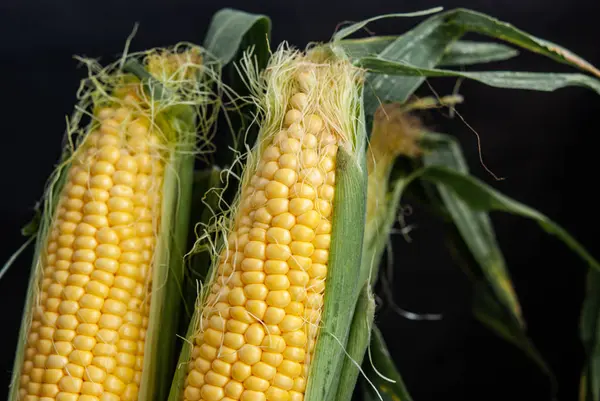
[203,8,271,68]
[442,8,600,78]
[305,147,368,401]
[340,36,518,67]
[438,40,519,66]
[404,166,600,273]
[358,16,463,119]
[419,132,524,328]
[362,325,414,401]
[333,284,376,401]
[358,58,600,95]
[580,270,600,400]
[332,7,444,41]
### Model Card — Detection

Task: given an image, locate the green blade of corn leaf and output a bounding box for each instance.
[331,7,444,41]
[419,132,524,328]
[355,15,463,119]
[305,147,368,401]
[438,40,519,66]
[580,270,600,401]
[399,164,600,273]
[442,8,600,78]
[362,325,414,401]
[340,36,519,67]
[358,58,600,95]
[444,221,555,390]
[203,8,271,68]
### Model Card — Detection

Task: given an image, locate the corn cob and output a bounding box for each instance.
[174,46,367,401]
[10,45,213,401]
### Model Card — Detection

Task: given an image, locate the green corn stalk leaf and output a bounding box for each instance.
[580,270,600,401]
[443,221,556,392]
[340,36,518,67]
[353,16,463,119]
[441,8,600,78]
[331,7,443,41]
[402,165,600,272]
[357,58,600,95]
[203,8,271,68]
[362,325,414,401]
[418,132,524,329]
[438,40,519,66]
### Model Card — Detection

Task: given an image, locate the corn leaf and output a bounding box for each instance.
[442,8,600,78]
[439,40,519,66]
[331,7,443,41]
[362,325,414,401]
[203,8,271,68]
[340,36,518,67]
[444,222,555,390]
[355,16,463,119]
[419,133,524,328]
[359,58,600,94]
[580,270,600,401]
[404,166,600,273]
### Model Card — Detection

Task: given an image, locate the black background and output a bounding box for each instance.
[1,1,599,400]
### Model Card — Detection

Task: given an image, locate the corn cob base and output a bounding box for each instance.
[182,65,337,401]
[18,104,164,401]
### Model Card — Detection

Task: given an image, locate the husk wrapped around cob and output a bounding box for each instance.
[9,43,221,401]
[169,44,368,401]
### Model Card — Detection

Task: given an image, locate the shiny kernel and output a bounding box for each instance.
[203,328,225,348]
[290,242,314,257]
[284,302,304,316]
[246,300,268,320]
[242,272,266,285]
[280,138,301,154]
[300,150,318,168]
[104,374,126,395]
[242,390,267,401]
[271,213,295,230]
[315,220,332,235]
[227,319,249,334]
[199,343,218,360]
[289,199,313,216]
[311,249,329,264]
[266,228,292,245]
[183,386,201,401]
[263,307,286,325]
[232,362,252,381]
[266,199,289,216]
[244,375,269,392]
[316,199,332,218]
[279,315,303,332]
[241,258,264,272]
[279,154,297,170]
[238,344,262,365]
[261,335,286,353]
[228,288,247,307]
[58,376,83,393]
[266,244,291,261]
[265,181,289,199]
[273,168,298,187]
[188,369,205,387]
[264,261,289,275]
[289,183,316,200]
[244,241,266,260]
[90,175,113,190]
[266,386,291,401]
[266,291,291,308]
[225,380,244,399]
[284,109,302,126]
